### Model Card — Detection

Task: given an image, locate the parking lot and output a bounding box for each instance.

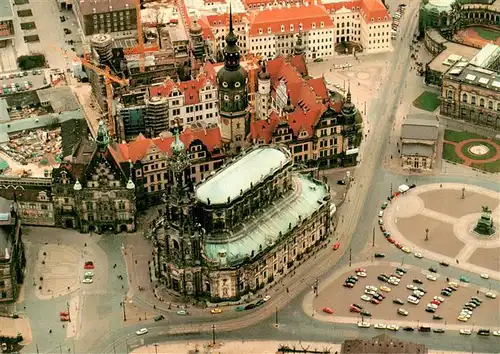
[0,69,47,95]
[314,264,500,328]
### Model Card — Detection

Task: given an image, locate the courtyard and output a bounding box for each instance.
[442,130,500,173]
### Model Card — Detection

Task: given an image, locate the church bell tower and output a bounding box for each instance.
[217,4,248,153]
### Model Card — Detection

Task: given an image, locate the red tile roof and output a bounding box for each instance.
[206,13,250,27]
[244,0,319,7]
[323,1,362,13]
[197,16,215,40]
[117,127,223,163]
[249,55,329,142]
[308,77,328,100]
[149,76,214,105]
[248,5,334,36]
[359,0,391,23]
[289,54,308,76]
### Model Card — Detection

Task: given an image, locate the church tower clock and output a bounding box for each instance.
[217,5,248,153]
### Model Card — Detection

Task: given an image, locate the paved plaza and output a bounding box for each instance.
[385,183,500,273]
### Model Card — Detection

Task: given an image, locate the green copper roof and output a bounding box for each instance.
[203,174,329,266]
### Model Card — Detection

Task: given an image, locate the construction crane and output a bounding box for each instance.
[51,46,129,138]
[135,0,145,72]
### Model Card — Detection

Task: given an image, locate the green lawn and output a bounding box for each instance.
[461,141,498,160]
[473,26,500,42]
[472,160,500,173]
[442,143,463,164]
[413,91,441,112]
[444,130,485,143]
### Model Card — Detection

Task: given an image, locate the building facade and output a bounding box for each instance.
[52,121,137,233]
[117,126,225,209]
[0,198,24,303]
[400,114,439,171]
[150,145,331,301]
[0,2,15,48]
[440,62,500,130]
[73,0,137,37]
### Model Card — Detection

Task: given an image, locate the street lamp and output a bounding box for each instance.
[462,186,465,199]
[154,343,159,354]
[425,228,429,241]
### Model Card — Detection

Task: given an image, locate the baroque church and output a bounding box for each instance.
[149,10,331,301]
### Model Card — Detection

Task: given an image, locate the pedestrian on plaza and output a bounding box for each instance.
[456,259,459,264]
[84,243,87,247]
[286,288,289,293]
[49,329,52,334]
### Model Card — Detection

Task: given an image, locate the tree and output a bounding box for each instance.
[17,54,46,70]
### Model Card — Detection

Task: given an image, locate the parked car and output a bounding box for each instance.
[460,329,472,335]
[211,308,222,314]
[350,306,361,313]
[433,328,445,333]
[374,253,385,258]
[84,261,94,269]
[403,326,414,331]
[460,276,469,283]
[332,242,340,250]
[136,328,148,335]
[413,279,423,284]
[397,308,408,316]
[154,315,165,322]
[360,310,372,317]
[428,267,437,273]
[439,261,449,267]
[322,307,334,314]
[485,292,497,299]
[432,315,442,320]
[393,298,404,305]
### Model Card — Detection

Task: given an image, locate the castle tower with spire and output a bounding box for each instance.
[217,4,248,153]
[341,82,357,122]
[255,60,271,120]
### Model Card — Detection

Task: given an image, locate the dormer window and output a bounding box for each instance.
[371,18,374,22]
[268,27,271,34]
[259,28,263,35]
[384,16,387,20]
[320,21,324,28]
[290,24,294,31]
[378,17,381,21]
[281,25,285,32]
[312,22,316,29]
[299,22,303,30]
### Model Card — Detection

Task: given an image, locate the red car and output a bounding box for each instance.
[395,243,403,249]
[387,238,395,244]
[84,261,94,269]
[60,315,70,322]
[355,268,366,273]
[431,300,441,306]
[332,242,340,251]
[350,306,361,313]
[60,311,69,316]
[380,226,386,232]
[322,307,334,314]
[343,282,354,288]
[370,298,380,305]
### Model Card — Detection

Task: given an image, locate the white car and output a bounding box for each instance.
[460,329,472,335]
[82,278,93,284]
[263,295,271,302]
[374,324,386,329]
[365,289,376,295]
[433,296,445,302]
[461,309,472,315]
[426,303,438,309]
[387,324,400,331]
[401,247,411,254]
[136,328,148,335]
[397,308,408,316]
[378,210,384,217]
[485,292,497,299]
[365,285,378,292]
[406,284,417,290]
[388,279,399,286]
[480,273,489,279]
[357,322,370,328]
[493,330,500,336]
[356,272,367,278]
[414,252,423,259]
[361,295,371,301]
[426,274,437,281]
[407,296,419,305]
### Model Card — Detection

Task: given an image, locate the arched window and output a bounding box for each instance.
[462,93,468,103]
[480,98,485,107]
[471,96,476,105]
[488,100,493,109]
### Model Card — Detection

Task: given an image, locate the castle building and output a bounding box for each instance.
[216,6,249,153]
[249,56,362,167]
[150,145,331,300]
[116,125,225,209]
[52,121,137,233]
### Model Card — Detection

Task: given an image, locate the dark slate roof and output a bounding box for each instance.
[61,118,89,159]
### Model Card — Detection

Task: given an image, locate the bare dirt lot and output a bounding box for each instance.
[419,190,499,219]
[396,215,464,258]
[468,248,500,272]
[314,264,500,327]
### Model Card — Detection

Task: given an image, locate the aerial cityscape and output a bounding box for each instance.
[0,0,498,353]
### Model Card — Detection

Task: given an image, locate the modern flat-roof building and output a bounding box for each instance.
[72,0,137,37]
[0,2,15,48]
[150,145,331,300]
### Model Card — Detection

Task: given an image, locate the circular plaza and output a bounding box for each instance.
[384,183,500,273]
